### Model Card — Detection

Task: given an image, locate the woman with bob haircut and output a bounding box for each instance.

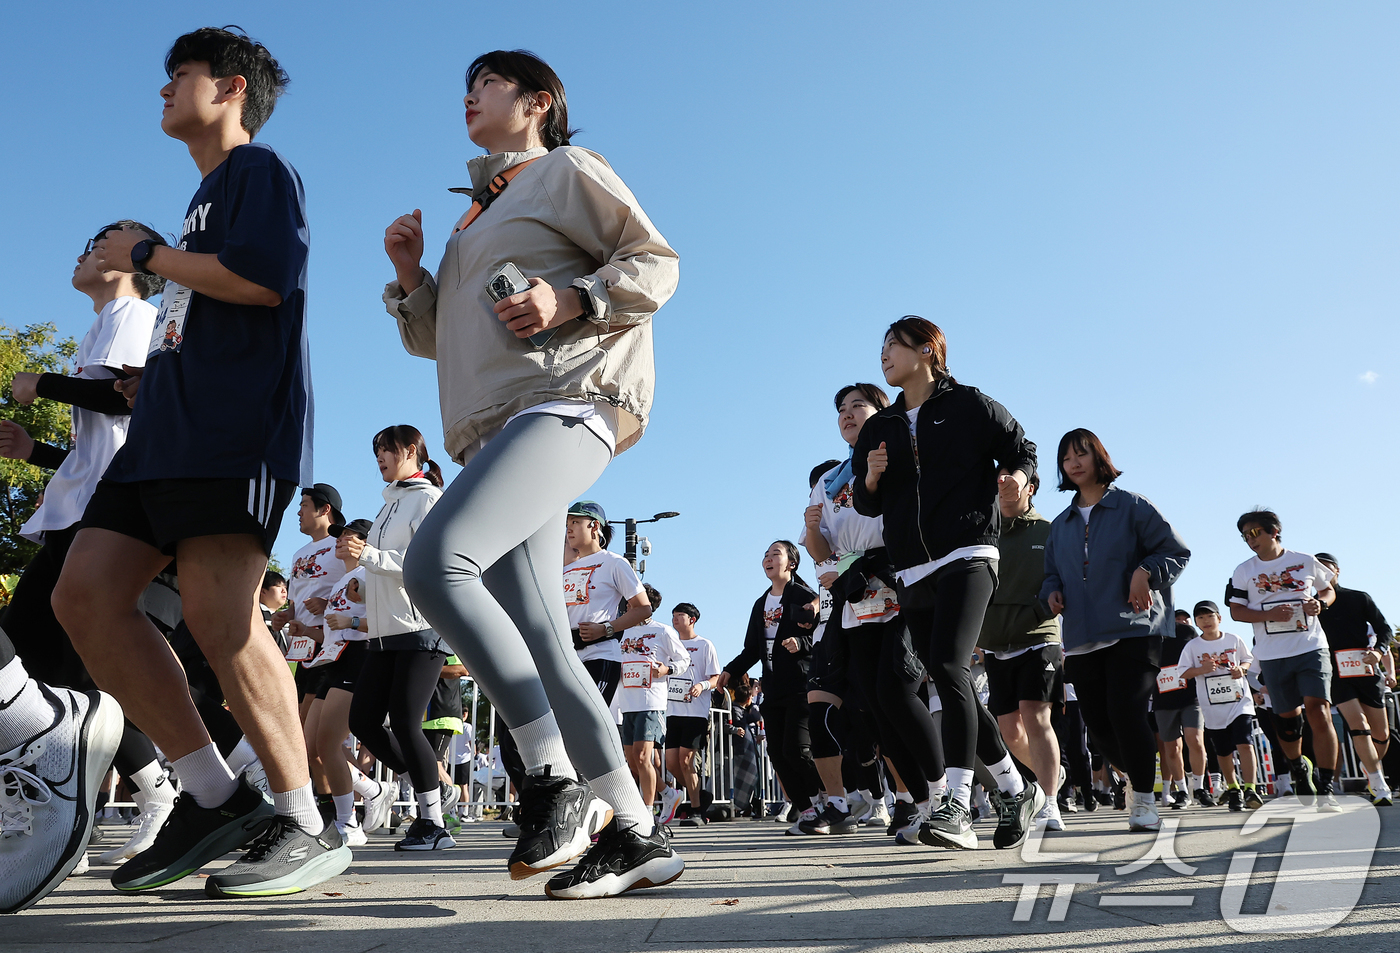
[1040,428,1190,834]
[852,316,1044,852]
[382,49,681,899]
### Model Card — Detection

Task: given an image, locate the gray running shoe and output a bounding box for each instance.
[920,795,978,850]
[204,817,352,898]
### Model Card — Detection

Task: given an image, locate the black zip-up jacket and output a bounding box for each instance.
[1319,584,1392,653]
[852,378,1036,571]
[724,579,820,703]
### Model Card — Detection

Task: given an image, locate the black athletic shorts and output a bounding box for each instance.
[1331,667,1386,709]
[311,641,368,700]
[293,661,318,699]
[583,658,622,705]
[805,637,847,697]
[425,728,454,761]
[984,643,1064,717]
[1204,713,1256,751]
[666,715,710,751]
[81,474,295,557]
[452,761,471,786]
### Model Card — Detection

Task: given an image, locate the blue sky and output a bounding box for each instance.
[3,2,1395,666]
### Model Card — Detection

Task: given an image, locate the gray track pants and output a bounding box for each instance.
[402,413,622,779]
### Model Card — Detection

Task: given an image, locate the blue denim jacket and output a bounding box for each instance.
[1039,487,1190,650]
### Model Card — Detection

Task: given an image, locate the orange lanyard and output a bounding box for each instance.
[452,157,541,234]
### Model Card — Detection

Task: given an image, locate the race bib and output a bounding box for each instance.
[1205,673,1243,705]
[285,635,316,662]
[149,283,192,355]
[850,584,900,624]
[621,660,652,689]
[1263,600,1308,635]
[668,676,693,703]
[1156,664,1186,693]
[1335,649,1372,678]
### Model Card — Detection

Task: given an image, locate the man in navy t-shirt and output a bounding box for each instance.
[53,27,349,900]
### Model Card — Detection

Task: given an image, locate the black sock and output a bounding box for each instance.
[1319,767,1335,788]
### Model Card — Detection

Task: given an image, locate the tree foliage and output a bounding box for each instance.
[1,323,77,574]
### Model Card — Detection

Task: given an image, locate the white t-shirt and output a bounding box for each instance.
[507,399,620,457]
[21,297,158,540]
[1182,632,1255,730]
[564,549,645,663]
[615,620,690,714]
[668,635,722,718]
[288,536,339,629]
[799,469,899,628]
[1076,506,1095,559]
[1229,550,1334,660]
[309,566,365,667]
[763,592,783,664]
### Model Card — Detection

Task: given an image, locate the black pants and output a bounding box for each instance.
[583,658,621,705]
[809,699,844,760]
[847,615,944,802]
[1064,636,1162,792]
[349,648,448,793]
[1055,699,1093,794]
[903,559,1008,771]
[841,704,883,794]
[761,694,821,810]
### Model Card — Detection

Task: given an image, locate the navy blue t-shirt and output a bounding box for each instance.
[106,142,313,486]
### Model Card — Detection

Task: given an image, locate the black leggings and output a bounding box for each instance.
[1064,636,1161,792]
[809,700,844,760]
[349,648,447,793]
[841,704,883,794]
[1055,699,1093,794]
[903,559,1008,771]
[0,629,14,673]
[847,615,944,802]
[761,694,821,810]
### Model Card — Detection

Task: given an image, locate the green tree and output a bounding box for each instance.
[1,323,77,574]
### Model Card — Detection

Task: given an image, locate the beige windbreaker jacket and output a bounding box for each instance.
[383,146,679,462]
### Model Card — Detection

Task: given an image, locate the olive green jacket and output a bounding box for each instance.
[978,506,1061,653]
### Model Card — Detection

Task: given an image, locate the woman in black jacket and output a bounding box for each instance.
[853,317,1044,851]
[718,541,822,829]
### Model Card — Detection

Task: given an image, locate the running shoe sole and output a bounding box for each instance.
[5,691,124,914]
[543,853,685,900]
[112,799,276,891]
[395,833,457,851]
[509,797,612,880]
[204,844,353,898]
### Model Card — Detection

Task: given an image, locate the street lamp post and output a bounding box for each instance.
[614,511,679,569]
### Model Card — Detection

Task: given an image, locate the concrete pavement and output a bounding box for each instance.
[8,795,1398,953]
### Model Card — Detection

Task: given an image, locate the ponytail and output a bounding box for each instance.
[372,424,443,487]
[422,457,444,488]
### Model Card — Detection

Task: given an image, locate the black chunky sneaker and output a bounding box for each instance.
[1225,787,1244,812]
[508,769,612,880]
[544,819,684,900]
[886,799,919,837]
[991,781,1045,850]
[1194,786,1217,808]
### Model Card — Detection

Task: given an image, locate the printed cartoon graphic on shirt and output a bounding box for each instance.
[1253,566,1307,594]
[621,632,658,658]
[764,603,784,628]
[830,481,854,512]
[291,547,333,582]
[564,565,600,607]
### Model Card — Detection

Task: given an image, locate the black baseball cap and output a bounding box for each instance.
[1193,600,1221,616]
[328,518,373,539]
[301,484,344,525]
[1315,552,1339,569]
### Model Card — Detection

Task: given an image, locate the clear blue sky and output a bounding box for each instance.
[3,2,1395,666]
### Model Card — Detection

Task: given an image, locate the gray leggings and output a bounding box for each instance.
[402,412,621,779]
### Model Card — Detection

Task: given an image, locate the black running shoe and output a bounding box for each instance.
[824,804,859,835]
[112,777,274,891]
[1225,787,1244,812]
[1243,786,1264,809]
[919,796,977,850]
[1194,787,1216,808]
[1170,789,1189,810]
[508,769,612,880]
[544,819,684,900]
[991,782,1045,850]
[796,806,830,835]
[394,816,456,851]
[1290,756,1316,799]
[205,817,352,898]
[1092,787,1112,806]
[886,799,919,837]
[1081,789,1098,812]
[1111,779,1127,811]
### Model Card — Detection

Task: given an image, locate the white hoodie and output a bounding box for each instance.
[358,477,442,637]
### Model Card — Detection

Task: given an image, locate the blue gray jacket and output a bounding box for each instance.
[1039,487,1190,650]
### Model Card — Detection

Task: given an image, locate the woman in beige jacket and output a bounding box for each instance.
[383,50,680,900]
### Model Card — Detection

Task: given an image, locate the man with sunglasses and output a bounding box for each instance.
[1227,509,1341,810]
[0,220,164,912]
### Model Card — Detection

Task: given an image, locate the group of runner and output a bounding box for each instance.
[0,25,1391,921]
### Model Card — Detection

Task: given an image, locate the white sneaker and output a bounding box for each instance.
[242,759,270,798]
[786,807,819,835]
[0,687,124,913]
[71,851,90,875]
[773,800,793,822]
[845,791,872,824]
[1034,800,1064,832]
[659,786,684,825]
[1128,791,1161,832]
[864,799,892,828]
[340,821,368,847]
[362,779,398,834]
[96,798,174,864]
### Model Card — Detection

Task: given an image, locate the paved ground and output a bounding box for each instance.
[9,796,1399,953]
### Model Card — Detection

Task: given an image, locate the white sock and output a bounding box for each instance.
[1093,779,1107,792]
[273,781,324,834]
[225,736,259,777]
[829,794,848,813]
[333,792,356,828]
[946,766,975,809]
[1190,773,1203,792]
[417,787,444,827]
[0,656,54,752]
[988,754,1026,797]
[129,761,175,808]
[588,764,654,836]
[895,789,914,804]
[1368,770,1388,792]
[510,711,576,779]
[352,772,381,800]
[1133,790,1156,808]
[172,744,238,808]
[928,774,949,800]
[857,788,873,805]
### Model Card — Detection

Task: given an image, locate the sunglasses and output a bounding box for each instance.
[83,224,124,257]
[1241,527,1269,541]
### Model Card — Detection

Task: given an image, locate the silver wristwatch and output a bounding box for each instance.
[351,616,360,631]
[603,621,614,638]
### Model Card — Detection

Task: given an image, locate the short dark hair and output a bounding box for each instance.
[165,26,289,136]
[1055,428,1122,492]
[466,50,577,150]
[885,317,950,379]
[834,382,891,413]
[262,570,286,589]
[94,221,167,299]
[643,583,663,611]
[1237,509,1281,536]
[672,602,700,622]
[809,459,841,489]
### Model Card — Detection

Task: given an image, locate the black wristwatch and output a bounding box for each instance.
[574,285,595,322]
[130,240,157,276]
